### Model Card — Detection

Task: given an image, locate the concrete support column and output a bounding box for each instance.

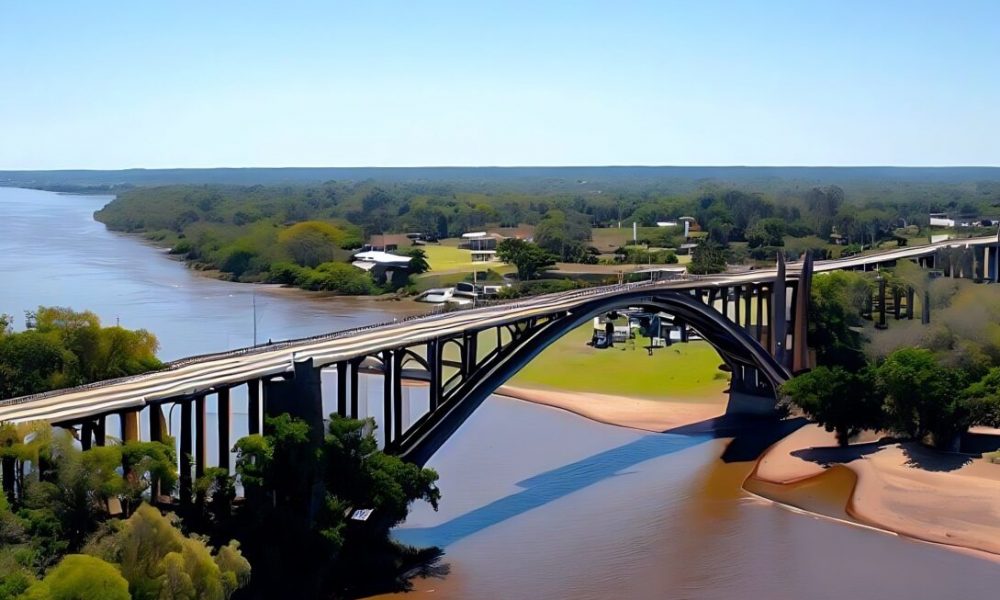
[349,358,361,418]
[121,410,140,443]
[906,287,915,320]
[975,246,986,280]
[194,395,207,479]
[149,404,167,443]
[991,245,1000,282]
[179,400,192,505]
[792,253,813,373]
[382,350,394,446]
[80,421,93,451]
[264,359,324,444]
[94,416,106,447]
[732,286,741,325]
[247,379,261,436]
[770,254,787,366]
[336,360,348,418]
[721,286,729,319]
[755,284,765,342]
[393,351,405,441]
[937,249,950,277]
[922,289,931,325]
[893,287,902,320]
[427,339,442,412]
[743,284,753,331]
[217,388,230,472]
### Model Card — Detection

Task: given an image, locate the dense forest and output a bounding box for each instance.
[86,170,1000,291]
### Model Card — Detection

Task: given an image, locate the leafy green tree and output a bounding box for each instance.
[876,348,965,446]
[959,367,1000,428]
[808,271,872,369]
[745,217,786,248]
[781,366,883,445]
[120,441,177,517]
[0,332,68,399]
[687,239,728,274]
[293,262,379,295]
[23,554,130,600]
[85,503,250,600]
[533,210,592,262]
[403,248,430,275]
[0,308,162,400]
[278,221,358,268]
[24,437,124,550]
[496,238,555,280]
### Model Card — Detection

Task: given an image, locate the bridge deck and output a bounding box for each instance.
[0,234,995,424]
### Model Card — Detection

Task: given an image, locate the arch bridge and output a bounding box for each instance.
[0,234,997,501]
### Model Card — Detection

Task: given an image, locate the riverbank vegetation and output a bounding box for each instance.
[0,413,440,599]
[0,308,162,401]
[92,175,1000,290]
[784,272,1000,447]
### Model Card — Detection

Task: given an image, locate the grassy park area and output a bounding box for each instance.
[511,322,729,400]
[420,242,477,272]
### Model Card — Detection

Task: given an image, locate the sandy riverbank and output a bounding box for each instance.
[746,424,1000,560]
[496,385,728,432]
[500,385,1000,561]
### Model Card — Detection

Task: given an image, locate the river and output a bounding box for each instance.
[3,187,999,599]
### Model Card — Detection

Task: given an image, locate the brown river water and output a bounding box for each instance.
[3,188,999,599]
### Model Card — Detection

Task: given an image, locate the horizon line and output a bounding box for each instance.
[4,164,1000,172]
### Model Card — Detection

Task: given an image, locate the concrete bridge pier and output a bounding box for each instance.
[247,379,262,435]
[989,245,1000,282]
[120,409,140,443]
[217,388,230,472]
[974,246,987,280]
[726,365,779,416]
[179,399,192,505]
[770,254,788,367]
[263,358,325,448]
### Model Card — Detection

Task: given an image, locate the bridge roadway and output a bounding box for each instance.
[1,234,997,425]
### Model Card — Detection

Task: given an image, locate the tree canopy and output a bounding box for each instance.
[496,238,555,280]
[0,308,162,400]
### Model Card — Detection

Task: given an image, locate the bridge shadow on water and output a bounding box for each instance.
[393,415,808,549]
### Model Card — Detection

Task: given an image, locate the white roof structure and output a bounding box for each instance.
[461,231,488,238]
[352,250,412,264]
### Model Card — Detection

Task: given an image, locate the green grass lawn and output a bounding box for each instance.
[421,243,478,272]
[511,322,729,400]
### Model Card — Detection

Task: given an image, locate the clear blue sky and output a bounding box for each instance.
[2,0,998,169]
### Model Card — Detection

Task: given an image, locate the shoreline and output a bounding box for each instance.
[496,385,728,433]
[125,229,429,311]
[501,384,1000,563]
[746,424,1000,562]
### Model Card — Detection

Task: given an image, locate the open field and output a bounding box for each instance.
[420,242,477,272]
[511,322,729,399]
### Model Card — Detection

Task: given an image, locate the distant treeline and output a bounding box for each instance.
[5,165,1000,193]
[89,174,1000,288]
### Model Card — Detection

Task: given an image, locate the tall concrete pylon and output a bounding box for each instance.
[770,253,787,367]
[792,252,813,373]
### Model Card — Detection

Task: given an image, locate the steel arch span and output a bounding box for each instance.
[394,288,790,465]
